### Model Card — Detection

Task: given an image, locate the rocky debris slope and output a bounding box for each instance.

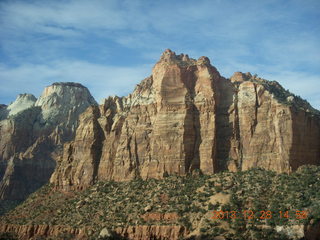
[51,49,320,190]
[0,83,97,202]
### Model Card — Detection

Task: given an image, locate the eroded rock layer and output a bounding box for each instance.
[50,50,320,190]
[0,83,97,200]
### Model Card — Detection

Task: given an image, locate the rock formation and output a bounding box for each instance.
[0,223,188,240]
[0,224,91,240]
[50,49,320,190]
[1,49,319,196]
[0,83,97,201]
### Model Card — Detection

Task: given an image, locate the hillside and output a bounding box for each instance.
[1,166,319,239]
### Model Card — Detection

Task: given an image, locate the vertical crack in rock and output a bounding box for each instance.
[134,134,140,178]
[183,67,201,173]
[215,78,235,172]
[127,134,132,170]
[191,104,201,172]
[251,83,259,137]
[91,109,105,184]
[183,101,201,173]
[233,84,243,170]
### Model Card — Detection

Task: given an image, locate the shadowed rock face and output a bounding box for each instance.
[50,49,320,190]
[0,83,97,201]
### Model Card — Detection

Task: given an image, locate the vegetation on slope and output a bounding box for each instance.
[0,166,319,240]
[251,76,319,115]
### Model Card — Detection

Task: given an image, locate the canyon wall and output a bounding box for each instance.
[50,50,320,190]
[0,50,319,196]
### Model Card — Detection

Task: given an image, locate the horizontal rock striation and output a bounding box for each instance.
[115,225,188,240]
[51,49,320,190]
[0,224,91,240]
[0,224,188,240]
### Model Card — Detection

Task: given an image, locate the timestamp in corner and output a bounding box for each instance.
[211,210,309,220]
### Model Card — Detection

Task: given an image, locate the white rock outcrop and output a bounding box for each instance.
[7,94,37,117]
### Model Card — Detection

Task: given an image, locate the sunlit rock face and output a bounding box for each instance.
[0,83,97,200]
[0,50,319,196]
[50,50,320,190]
[35,82,96,133]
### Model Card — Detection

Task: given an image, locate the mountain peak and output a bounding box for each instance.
[51,82,86,88]
[159,49,197,66]
[7,93,37,117]
[36,82,96,106]
[159,49,214,68]
[230,72,252,82]
[35,82,97,126]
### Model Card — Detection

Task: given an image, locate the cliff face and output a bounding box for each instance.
[225,73,320,172]
[51,50,219,189]
[0,83,97,200]
[0,50,319,196]
[50,50,320,190]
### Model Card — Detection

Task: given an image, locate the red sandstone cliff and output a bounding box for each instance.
[50,49,320,190]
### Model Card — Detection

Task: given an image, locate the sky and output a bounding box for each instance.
[0,0,319,109]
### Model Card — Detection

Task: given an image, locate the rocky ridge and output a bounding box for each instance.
[51,49,320,190]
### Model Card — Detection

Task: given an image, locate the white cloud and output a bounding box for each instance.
[0,0,319,110]
[0,0,128,32]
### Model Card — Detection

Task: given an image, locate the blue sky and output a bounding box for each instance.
[0,0,319,109]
